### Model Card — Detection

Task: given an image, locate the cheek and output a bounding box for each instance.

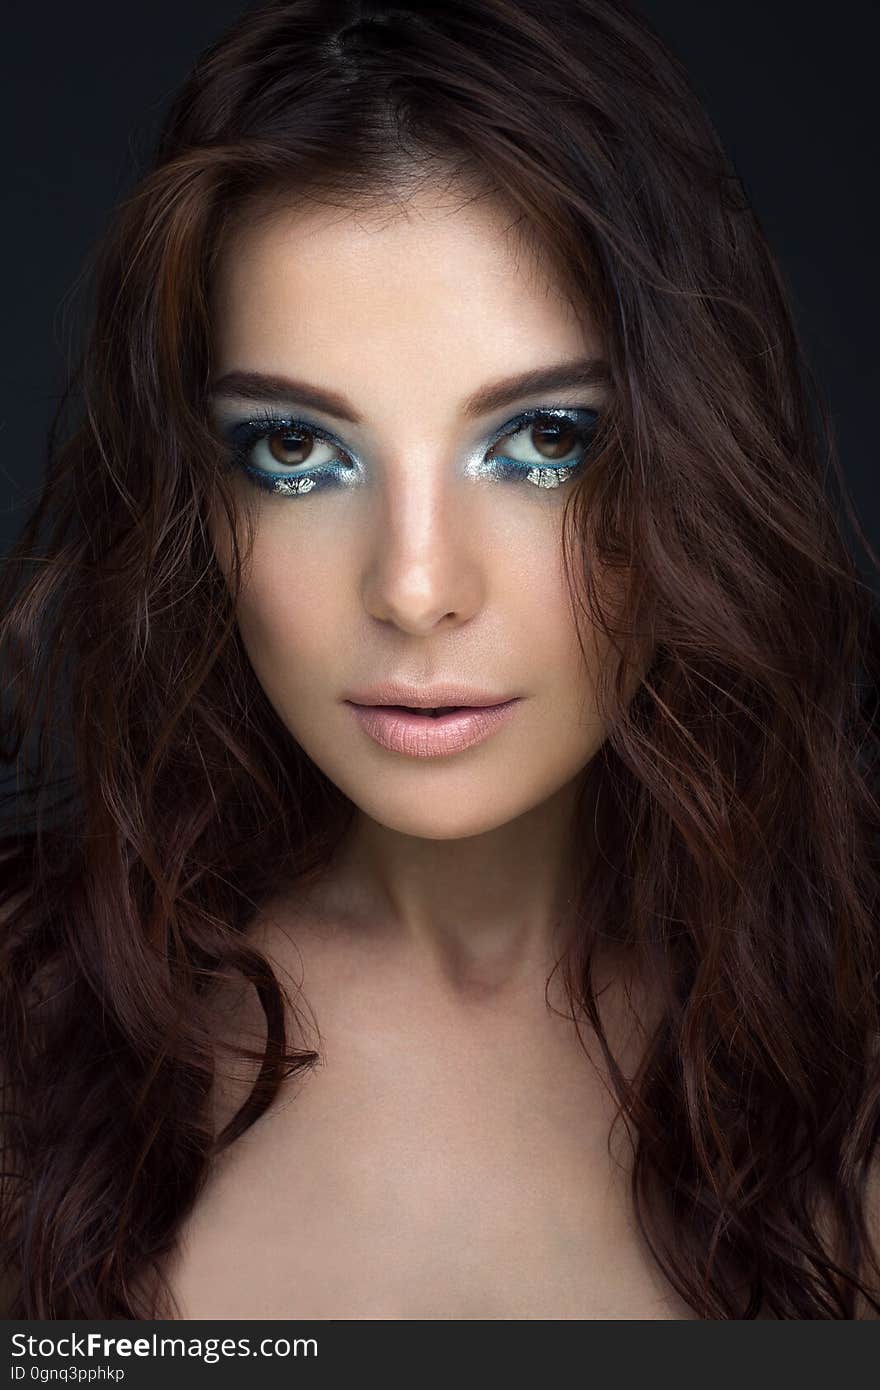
[501,512,589,674]
[510,511,637,725]
[238,522,380,743]
[235,542,344,691]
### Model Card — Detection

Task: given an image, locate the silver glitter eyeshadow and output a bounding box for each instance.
[272,475,317,495]
[526,466,574,488]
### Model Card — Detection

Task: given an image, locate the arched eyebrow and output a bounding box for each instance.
[209,357,610,425]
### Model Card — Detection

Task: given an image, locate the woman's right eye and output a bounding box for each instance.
[230,418,346,472]
[221,414,356,496]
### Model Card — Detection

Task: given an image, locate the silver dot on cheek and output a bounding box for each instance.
[273,475,317,496]
[525,466,574,488]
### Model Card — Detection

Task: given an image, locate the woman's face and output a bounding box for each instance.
[208,185,627,841]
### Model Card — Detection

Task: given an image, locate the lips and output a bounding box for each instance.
[347,698,521,757]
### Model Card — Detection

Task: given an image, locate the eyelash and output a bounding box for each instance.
[221,405,601,498]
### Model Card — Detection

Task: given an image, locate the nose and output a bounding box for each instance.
[360,453,486,636]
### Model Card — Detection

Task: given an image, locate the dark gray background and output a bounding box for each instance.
[2,0,877,574]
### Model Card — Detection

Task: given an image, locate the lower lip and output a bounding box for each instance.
[345,700,521,758]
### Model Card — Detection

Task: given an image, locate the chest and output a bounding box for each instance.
[160,990,695,1320]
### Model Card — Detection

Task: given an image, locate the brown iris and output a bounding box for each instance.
[530,420,578,458]
[266,427,315,466]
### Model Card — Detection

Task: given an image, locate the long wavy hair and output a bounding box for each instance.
[2,0,879,1319]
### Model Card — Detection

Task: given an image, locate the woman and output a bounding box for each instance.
[1,0,879,1320]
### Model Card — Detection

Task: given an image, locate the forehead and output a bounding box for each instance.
[210,187,601,390]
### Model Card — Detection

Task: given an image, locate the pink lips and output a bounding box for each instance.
[346,700,521,758]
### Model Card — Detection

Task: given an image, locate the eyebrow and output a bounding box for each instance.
[209,357,610,425]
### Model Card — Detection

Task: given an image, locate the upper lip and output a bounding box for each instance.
[345,682,517,709]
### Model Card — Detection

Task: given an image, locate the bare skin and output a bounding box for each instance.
[147,182,693,1319]
[156,885,695,1321]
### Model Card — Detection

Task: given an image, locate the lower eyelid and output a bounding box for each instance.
[485,454,585,487]
[237,460,353,495]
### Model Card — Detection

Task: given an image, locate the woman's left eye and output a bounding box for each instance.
[484,408,600,487]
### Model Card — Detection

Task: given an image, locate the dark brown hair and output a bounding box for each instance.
[2,0,879,1318]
